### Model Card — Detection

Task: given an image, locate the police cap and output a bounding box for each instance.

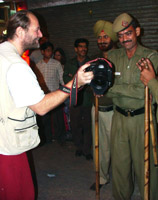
[113,13,133,33]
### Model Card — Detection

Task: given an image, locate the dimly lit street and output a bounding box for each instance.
[31,141,141,200]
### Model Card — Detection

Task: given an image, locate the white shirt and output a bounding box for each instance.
[0,41,46,108]
[7,63,45,108]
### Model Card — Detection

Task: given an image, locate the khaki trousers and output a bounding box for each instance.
[111,110,158,200]
[92,105,113,184]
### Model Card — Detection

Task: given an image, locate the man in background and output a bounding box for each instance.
[64,38,93,160]
[35,41,66,144]
[90,20,117,190]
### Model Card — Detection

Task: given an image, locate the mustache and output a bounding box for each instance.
[98,42,108,45]
[122,40,132,44]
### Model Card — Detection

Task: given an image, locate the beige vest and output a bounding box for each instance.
[0,52,40,155]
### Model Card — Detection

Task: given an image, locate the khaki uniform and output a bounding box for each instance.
[108,44,158,200]
[148,79,158,104]
[148,78,158,120]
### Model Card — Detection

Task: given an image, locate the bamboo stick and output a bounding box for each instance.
[149,98,158,166]
[144,86,150,200]
[95,96,100,200]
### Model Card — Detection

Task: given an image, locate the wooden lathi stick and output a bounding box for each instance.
[144,86,150,200]
[149,98,158,166]
[95,96,100,200]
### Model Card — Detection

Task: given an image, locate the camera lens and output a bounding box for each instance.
[87,58,113,94]
[93,72,107,87]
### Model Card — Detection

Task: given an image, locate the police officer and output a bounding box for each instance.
[107,13,158,200]
[90,20,117,190]
[137,58,158,120]
[137,57,158,100]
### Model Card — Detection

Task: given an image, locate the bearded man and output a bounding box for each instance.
[90,20,118,190]
[0,11,93,200]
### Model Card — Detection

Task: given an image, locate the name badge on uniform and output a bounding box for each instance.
[114,72,121,76]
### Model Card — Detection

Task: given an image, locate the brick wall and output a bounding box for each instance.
[30,0,158,59]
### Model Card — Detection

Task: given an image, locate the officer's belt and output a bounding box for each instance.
[116,106,145,117]
[98,105,113,112]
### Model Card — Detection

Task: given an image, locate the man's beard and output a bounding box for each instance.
[98,40,114,52]
[23,38,40,52]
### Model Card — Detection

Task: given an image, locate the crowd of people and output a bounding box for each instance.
[0,9,158,200]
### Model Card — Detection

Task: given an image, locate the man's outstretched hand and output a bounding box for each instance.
[77,63,94,87]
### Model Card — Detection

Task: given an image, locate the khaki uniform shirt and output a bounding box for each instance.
[107,44,158,109]
[148,79,158,104]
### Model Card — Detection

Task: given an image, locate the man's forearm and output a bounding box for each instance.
[29,80,73,115]
[29,63,93,115]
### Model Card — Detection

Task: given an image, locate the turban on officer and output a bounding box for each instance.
[112,13,134,33]
[93,20,117,42]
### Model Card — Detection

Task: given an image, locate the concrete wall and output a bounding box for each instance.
[30,0,158,59]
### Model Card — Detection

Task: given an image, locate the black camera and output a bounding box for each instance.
[85,58,113,95]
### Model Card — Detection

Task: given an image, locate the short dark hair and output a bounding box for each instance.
[74,38,89,47]
[54,47,66,65]
[128,14,140,30]
[40,41,54,51]
[131,19,140,30]
[7,10,32,40]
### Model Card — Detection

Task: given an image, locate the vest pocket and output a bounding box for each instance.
[8,114,37,133]
[6,114,40,149]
